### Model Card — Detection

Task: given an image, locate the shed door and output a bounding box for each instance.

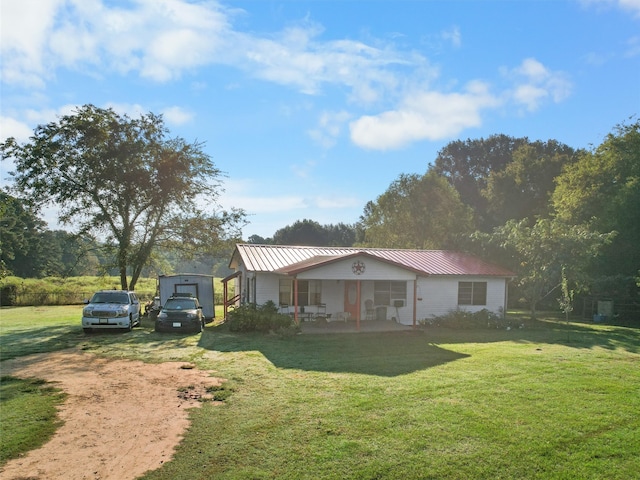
[175,284,198,299]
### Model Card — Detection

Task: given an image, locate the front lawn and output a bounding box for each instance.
[1,307,639,479]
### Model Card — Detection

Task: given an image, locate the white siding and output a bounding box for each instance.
[253,272,279,305]
[416,276,506,320]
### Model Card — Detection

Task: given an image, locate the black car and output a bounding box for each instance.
[155,294,205,333]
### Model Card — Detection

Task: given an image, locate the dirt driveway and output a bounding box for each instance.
[1,350,223,480]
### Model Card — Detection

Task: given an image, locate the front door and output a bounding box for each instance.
[344,281,359,320]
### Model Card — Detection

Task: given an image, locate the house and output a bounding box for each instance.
[222,244,516,328]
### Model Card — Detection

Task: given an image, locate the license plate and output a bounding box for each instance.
[99,318,109,324]
[172,322,182,328]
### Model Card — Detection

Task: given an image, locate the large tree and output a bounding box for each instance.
[358,171,473,249]
[0,192,47,278]
[552,119,640,278]
[1,105,245,290]
[483,141,578,225]
[472,218,613,317]
[271,220,357,247]
[272,219,328,246]
[431,135,577,230]
[431,134,529,229]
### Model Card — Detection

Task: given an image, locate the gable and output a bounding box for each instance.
[278,254,418,280]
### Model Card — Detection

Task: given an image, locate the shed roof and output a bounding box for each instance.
[231,244,515,277]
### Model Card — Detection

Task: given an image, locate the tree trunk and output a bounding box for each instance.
[120,267,129,290]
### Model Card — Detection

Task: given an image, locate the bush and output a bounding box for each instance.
[0,284,17,306]
[419,308,509,329]
[227,301,296,333]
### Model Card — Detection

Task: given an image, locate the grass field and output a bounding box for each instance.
[1,306,639,479]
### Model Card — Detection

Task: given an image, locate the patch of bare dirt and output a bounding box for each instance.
[1,349,223,480]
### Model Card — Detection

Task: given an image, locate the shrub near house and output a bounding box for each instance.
[227,301,296,333]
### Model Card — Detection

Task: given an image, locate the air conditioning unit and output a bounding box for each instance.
[392,299,405,308]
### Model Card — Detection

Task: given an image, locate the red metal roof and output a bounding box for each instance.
[232,244,515,277]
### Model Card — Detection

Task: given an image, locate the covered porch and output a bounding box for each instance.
[274,252,420,329]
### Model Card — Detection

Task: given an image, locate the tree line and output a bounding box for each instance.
[1,105,638,316]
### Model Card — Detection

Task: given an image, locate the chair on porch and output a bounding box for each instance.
[279,304,290,315]
[313,303,327,321]
[364,299,375,321]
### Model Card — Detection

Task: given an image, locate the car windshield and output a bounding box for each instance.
[91,293,129,304]
[164,299,196,310]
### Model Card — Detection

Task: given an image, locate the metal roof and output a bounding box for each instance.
[232,244,515,277]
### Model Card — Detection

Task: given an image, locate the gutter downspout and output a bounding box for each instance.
[223,279,228,320]
[413,278,417,328]
[293,276,299,325]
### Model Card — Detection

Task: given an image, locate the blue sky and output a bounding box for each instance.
[1,0,639,239]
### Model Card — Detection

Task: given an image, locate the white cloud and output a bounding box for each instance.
[1,0,232,87]
[620,0,640,16]
[0,116,34,143]
[503,58,572,112]
[1,0,427,117]
[238,22,422,105]
[581,0,640,17]
[104,102,147,118]
[218,178,309,214]
[625,35,640,57]
[349,80,500,150]
[161,106,194,126]
[308,110,351,148]
[442,26,462,48]
[0,0,64,87]
[291,159,317,179]
[219,178,360,217]
[315,195,360,209]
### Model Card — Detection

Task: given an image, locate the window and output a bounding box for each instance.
[297,280,309,306]
[458,282,487,306]
[279,279,291,306]
[279,279,322,306]
[374,281,407,305]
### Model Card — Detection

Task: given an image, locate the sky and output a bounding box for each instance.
[1,0,639,240]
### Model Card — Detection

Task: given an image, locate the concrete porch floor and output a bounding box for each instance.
[299,319,415,334]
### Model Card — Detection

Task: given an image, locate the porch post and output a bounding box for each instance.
[356,280,361,331]
[293,276,299,324]
[223,279,228,320]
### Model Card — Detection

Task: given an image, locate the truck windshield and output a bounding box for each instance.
[164,299,197,310]
[92,293,129,304]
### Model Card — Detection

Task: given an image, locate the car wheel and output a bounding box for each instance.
[125,317,133,332]
[83,328,93,334]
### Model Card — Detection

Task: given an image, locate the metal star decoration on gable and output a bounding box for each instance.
[352,260,366,275]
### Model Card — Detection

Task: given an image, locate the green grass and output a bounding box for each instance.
[0,376,65,463]
[1,307,639,479]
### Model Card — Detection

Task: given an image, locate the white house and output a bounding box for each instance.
[222,244,516,328]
